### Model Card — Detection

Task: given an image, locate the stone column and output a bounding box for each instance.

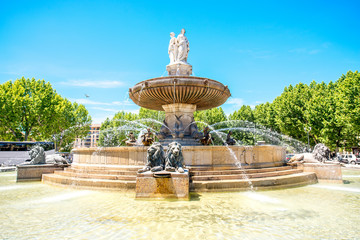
[162,103,196,138]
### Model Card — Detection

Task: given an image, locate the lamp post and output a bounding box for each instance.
[304,126,311,152]
[52,134,57,152]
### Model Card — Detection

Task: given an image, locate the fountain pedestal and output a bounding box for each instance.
[166,62,192,76]
[135,171,189,199]
[160,103,198,137]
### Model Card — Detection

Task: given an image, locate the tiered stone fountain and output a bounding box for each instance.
[42,29,319,193]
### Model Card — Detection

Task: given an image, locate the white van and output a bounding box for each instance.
[340,154,359,165]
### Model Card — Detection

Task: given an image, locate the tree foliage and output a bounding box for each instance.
[98,70,360,151]
[0,77,91,151]
[225,70,360,151]
[98,108,165,146]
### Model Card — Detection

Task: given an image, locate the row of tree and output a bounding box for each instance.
[2,71,358,152]
[229,70,360,151]
[0,77,92,151]
[99,71,360,151]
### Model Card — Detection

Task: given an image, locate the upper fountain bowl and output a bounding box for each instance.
[129,76,231,111]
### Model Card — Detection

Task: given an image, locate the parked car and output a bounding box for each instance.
[340,154,360,165]
[285,154,295,162]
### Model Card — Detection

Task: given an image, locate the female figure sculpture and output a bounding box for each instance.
[176,28,189,63]
[168,32,178,64]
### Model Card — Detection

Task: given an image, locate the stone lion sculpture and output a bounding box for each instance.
[28,145,46,164]
[45,154,69,165]
[165,142,185,173]
[23,145,69,165]
[287,143,331,165]
[312,143,330,163]
[138,142,165,173]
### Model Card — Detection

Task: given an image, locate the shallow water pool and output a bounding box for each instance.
[1,169,360,240]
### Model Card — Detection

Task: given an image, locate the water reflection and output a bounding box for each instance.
[0,169,359,240]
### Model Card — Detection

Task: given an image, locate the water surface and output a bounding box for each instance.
[1,169,359,239]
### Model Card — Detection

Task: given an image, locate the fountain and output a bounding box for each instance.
[42,29,321,193]
[2,29,355,239]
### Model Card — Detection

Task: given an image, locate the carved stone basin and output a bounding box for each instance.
[129,76,231,111]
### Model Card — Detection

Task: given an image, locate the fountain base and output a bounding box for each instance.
[135,170,189,199]
[41,145,321,192]
[17,164,69,182]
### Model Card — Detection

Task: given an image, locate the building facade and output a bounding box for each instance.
[74,124,100,148]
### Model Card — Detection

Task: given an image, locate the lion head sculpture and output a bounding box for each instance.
[312,143,330,163]
[138,142,165,173]
[28,145,46,164]
[165,142,185,173]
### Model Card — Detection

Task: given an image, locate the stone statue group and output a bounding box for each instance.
[125,127,236,146]
[168,28,190,64]
[138,141,185,173]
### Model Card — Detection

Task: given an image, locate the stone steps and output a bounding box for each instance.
[189,166,292,176]
[70,164,142,171]
[191,169,303,181]
[42,165,317,191]
[64,168,139,176]
[42,173,136,190]
[188,166,247,171]
[191,172,318,192]
[54,170,137,181]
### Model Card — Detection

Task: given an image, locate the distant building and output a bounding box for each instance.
[74,124,100,148]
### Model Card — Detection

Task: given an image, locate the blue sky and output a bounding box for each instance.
[1,0,359,124]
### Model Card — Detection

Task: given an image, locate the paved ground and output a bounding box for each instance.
[0,166,16,172]
[342,164,360,169]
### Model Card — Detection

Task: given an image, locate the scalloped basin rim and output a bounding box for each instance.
[129,76,231,111]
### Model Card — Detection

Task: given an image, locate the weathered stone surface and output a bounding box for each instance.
[45,154,69,164]
[166,63,192,76]
[17,164,68,181]
[129,76,231,111]
[312,143,331,163]
[296,163,342,183]
[71,145,286,168]
[138,143,165,173]
[165,142,185,173]
[160,103,197,138]
[135,171,189,199]
[288,153,319,164]
[27,145,46,164]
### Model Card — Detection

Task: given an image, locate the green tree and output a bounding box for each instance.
[229,105,255,122]
[254,102,279,132]
[0,77,91,148]
[194,107,227,126]
[272,83,311,143]
[54,102,92,151]
[98,108,166,146]
[314,81,345,151]
[333,71,360,150]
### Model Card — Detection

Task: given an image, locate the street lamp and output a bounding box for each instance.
[304,126,311,152]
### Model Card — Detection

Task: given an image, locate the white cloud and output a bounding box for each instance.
[226,98,244,107]
[61,79,125,88]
